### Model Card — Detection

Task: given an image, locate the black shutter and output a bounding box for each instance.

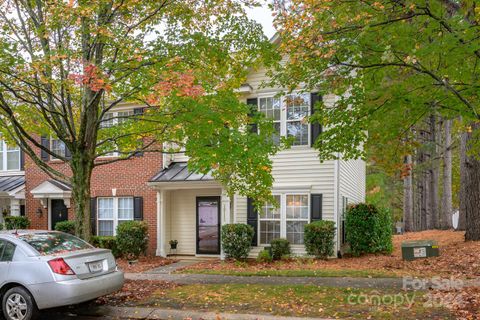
[134,197,143,221]
[90,197,97,235]
[40,136,50,161]
[134,108,145,156]
[247,197,258,246]
[310,93,322,147]
[246,98,258,134]
[310,194,323,222]
[20,151,25,170]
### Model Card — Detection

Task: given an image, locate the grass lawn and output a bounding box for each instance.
[143,284,454,319]
[178,267,396,278]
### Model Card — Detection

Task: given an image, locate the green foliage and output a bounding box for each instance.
[221,224,254,260]
[4,216,30,230]
[304,221,336,260]
[270,238,291,260]
[345,203,393,256]
[256,249,272,263]
[91,236,120,258]
[54,220,76,234]
[116,221,149,260]
[0,223,3,230]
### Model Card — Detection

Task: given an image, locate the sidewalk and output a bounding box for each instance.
[76,305,333,320]
[125,272,404,289]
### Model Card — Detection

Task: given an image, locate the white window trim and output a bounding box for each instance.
[257,92,311,147]
[97,197,134,236]
[0,140,21,172]
[100,110,135,158]
[50,138,66,160]
[258,192,310,246]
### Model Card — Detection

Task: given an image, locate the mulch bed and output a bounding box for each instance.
[116,256,177,273]
[180,230,480,278]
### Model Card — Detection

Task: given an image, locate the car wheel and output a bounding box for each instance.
[2,287,38,320]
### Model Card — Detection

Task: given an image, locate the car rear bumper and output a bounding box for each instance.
[29,270,124,310]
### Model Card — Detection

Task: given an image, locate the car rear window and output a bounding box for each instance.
[18,232,93,255]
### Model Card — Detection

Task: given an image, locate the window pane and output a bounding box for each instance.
[118,197,134,220]
[287,122,308,146]
[259,97,281,121]
[98,198,114,219]
[285,94,310,120]
[117,111,134,124]
[260,195,281,219]
[6,150,20,170]
[101,113,114,128]
[260,221,280,245]
[51,139,66,157]
[98,221,114,236]
[287,221,307,245]
[286,195,309,219]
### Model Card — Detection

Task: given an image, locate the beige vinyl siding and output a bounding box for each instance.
[339,158,366,204]
[167,188,221,255]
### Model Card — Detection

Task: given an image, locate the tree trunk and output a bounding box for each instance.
[462,123,480,241]
[440,119,453,229]
[403,154,414,232]
[429,114,440,229]
[459,130,468,231]
[70,152,95,242]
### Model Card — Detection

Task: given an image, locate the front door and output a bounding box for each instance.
[196,197,221,255]
[51,199,68,230]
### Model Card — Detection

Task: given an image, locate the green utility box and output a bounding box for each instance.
[401,240,439,261]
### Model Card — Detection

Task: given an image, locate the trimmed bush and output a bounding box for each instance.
[304,220,336,259]
[221,223,254,260]
[345,203,393,256]
[4,216,30,230]
[270,238,291,260]
[116,221,149,260]
[257,249,272,263]
[91,236,120,258]
[54,220,76,234]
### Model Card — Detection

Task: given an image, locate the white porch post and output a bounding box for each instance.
[220,189,231,260]
[10,199,21,216]
[156,190,167,257]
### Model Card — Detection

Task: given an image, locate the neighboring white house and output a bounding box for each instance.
[0,139,26,223]
[148,53,366,258]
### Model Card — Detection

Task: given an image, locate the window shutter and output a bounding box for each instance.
[247,197,258,246]
[310,194,323,222]
[90,197,97,235]
[310,93,322,147]
[246,98,258,134]
[40,136,50,161]
[20,150,25,170]
[134,197,143,221]
[134,108,145,157]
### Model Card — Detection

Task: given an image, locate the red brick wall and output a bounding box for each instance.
[25,142,163,255]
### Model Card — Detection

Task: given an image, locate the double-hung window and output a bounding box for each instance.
[257,93,311,146]
[97,197,134,236]
[259,193,310,245]
[0,141,21,171]
[51,139,66,158]
[101,110,134,128]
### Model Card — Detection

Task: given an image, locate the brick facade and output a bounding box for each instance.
[24,142,163,255]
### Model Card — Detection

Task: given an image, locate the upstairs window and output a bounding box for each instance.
[101,110,134,128]
[51,139,66,158]
[257,93,311,146]
[0,141,21,171]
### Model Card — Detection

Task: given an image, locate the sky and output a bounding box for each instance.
[246,3,276,39]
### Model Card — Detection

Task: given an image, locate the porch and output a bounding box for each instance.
[0,175,26,221]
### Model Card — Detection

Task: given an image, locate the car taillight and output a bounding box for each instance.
[48,258,75,275]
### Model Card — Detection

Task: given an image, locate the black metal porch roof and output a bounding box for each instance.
[0,175,25,193]
[150,162,214,182]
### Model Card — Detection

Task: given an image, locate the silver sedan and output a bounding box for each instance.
[0,230,124,320]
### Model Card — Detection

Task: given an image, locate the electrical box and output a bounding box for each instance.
[401,240,439,261]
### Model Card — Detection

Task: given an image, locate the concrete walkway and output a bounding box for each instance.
[74,306,332,320]
[144,260,201,274]
[125,272,403,289]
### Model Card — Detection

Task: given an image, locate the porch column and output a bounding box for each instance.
[156,190,167,257]
[10,199,20,216]
[220,189,231,260]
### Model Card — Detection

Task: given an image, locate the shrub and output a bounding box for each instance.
[304,220,336,259]
[0,223,3,230]
[116,221,149,260]
[221,224,254,260]
[91,236,120,258]
[270,238,291,260]
[257,249,272,263]
[54,220,76,234]
[4,216,30,230]
[345,203,393,256]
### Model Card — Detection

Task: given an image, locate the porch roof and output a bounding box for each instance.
[0,175,25,193]
[150,162,214,183]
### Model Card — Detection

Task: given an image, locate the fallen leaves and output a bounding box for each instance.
[116,256,177,273]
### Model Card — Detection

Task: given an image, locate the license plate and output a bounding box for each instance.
[413,247,427,258]
[88,260,104,273]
